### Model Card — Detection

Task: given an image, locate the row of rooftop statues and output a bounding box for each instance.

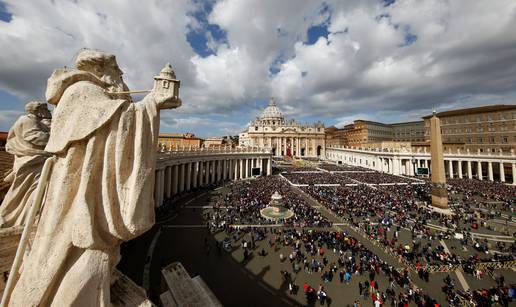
[0,49,181,306]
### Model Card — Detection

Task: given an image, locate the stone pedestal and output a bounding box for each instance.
[431,185,448,209]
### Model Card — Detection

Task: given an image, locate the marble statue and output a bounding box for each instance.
[6,50,181,306]
[0,101,51,228]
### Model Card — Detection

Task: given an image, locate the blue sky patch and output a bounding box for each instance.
[306,24,329,45]
[186,0,228,57]
[0,1,12,22]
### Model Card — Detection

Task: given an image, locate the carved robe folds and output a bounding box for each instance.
[0,114,50,227]
[8,72,159,306]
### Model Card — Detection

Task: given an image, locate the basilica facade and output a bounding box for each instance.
[239,98,326,157]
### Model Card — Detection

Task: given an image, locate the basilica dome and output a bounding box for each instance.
[260,98,284,120]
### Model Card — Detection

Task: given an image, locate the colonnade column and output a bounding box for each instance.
[211,161,216,183]
[223,160,227,180]
[487,162,493,181]
[448,160,454,179]
[193,162,198,188]
[467,161,472,179]
[198,161,204,187]
[185,162,191,191]
[165,166,172,198]
[179,163,185,193]
[229,159,234,180]
[172,165,178,195]
[477,162,483,180]
[499,162,505,182]
[154,170,162,207]
[457,161,463,179]
[267,158,272,175]
[239,159,244,179]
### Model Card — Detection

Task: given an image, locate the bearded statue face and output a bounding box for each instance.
[98,60,129,93]
[75,50,130,96]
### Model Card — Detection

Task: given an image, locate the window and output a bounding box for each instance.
[502,136,508,143]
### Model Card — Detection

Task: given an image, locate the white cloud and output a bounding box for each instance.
[0,0,515,134]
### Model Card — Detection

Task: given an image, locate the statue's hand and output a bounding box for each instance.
[151,91,182,110]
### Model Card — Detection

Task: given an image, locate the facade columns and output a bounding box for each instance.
[467,161,472,179]
[512,163,516,185]
[499,162,505,182]
[457,161,463,179]
[448,160,454,179]
[267,158,272,175]
[477,161,483,180]
[239,159,244,179]
[487,162,493,181]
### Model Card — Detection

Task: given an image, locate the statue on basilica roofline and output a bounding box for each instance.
[4,49,181,306]
[0,101,51,228]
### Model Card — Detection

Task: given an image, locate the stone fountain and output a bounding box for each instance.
[260,191,294,221]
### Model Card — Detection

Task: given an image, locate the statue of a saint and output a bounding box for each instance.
[7,50,181,306]
[0,101,51,228]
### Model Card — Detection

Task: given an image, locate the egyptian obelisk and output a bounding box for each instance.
[430,109,448,209]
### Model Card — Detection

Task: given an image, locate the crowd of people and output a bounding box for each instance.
[220,225,441,306]
[302,183,515,271]
[282,172,355,185]
[448,178,515,205]
[318,163,370,172]
[209,176,331,228]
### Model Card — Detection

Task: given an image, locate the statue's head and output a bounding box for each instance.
[75,49,128,92]
[25,101,51,119]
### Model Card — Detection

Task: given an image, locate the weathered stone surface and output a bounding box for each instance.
[0,101,51,228]
[5,49,181,306]
[110,270,154,307]
[161,262,222,307]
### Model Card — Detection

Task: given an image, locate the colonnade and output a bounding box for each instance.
[326,146,516,184]
[154,148,273,207]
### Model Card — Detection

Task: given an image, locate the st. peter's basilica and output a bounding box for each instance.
[239,98,326,157]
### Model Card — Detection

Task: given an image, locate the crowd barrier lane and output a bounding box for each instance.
[474,260,516,270]
[421,260,516,274]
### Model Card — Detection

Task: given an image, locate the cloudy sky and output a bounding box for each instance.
[1,0,515,137]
